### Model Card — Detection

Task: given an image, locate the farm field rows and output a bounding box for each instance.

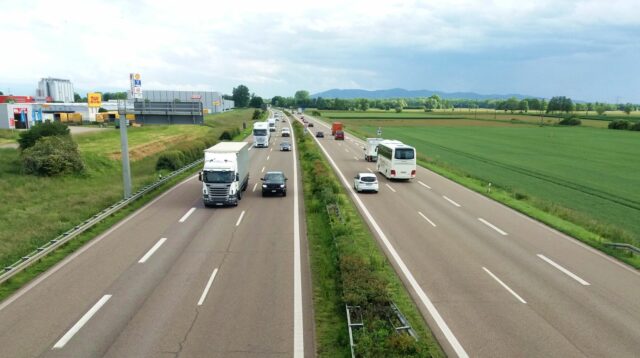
[313,110,640,247]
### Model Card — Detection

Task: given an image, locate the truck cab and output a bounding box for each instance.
[200,142,250,207]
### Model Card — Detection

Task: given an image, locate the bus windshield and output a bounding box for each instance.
[394,148,415,160]
[253,129,267,136]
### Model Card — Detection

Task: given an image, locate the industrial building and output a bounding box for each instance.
[141,90,234,113]
[36,78,75,103]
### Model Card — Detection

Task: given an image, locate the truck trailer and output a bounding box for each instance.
[331,122,343,136]
[200,142,250,207]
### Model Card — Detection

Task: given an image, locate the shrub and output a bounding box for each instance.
[252,109,262,120]
[219,128,241,140]
[608,120,631,130]
[630,121,640,131]
[558,117,581,126]
[22,136,84,176]
[156,150,186,171]
[312,110,322,116]
[18,121,70,150]
[395,106,403,113]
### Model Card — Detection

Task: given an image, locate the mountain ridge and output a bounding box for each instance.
[311,88,536,100]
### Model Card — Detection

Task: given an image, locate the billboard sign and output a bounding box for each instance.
[88,92,102,108]
[129,73,142,99]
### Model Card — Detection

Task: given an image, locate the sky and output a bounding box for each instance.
[0,0,639,103]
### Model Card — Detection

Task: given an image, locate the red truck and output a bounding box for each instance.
[331,122,343,136]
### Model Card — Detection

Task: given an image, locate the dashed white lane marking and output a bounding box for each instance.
[179,207,196,223]
[478,218,508,236]
[197,268,219,306]
[267,155,270,161]
[367,167,373,173]
[252,183,258,192]
[537,254,590,286]
[385,184,396,193]
[261,166,265,173]
[138,238,167,263]
[418,212,437,227]
[418,181,431,189]
[353,156,359,160]
[235,210,246,227]
[482,267,527,304]
[52,295,112,349]
[443,195,461,207]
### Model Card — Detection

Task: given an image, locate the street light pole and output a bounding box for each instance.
[118,99,132,199]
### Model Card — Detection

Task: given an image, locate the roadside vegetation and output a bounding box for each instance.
[0,129,19,145]
[291,115,443,357]
[309,110,640,268]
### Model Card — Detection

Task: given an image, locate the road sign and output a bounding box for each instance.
[377,127,382,137]
[88,92,102,108]
[129,73,142,99]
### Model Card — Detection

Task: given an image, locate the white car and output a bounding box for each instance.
[353,173,379,193]
[281,127,291,137]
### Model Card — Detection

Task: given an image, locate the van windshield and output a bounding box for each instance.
[203,170,235,183]
[394,148,415,160]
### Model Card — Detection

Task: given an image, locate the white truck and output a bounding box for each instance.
[268,117,276,132]
[199,142,250,207]
[253,121,270,148]
[364,137,383,162]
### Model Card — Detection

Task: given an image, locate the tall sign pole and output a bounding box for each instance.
[118,99,132,199]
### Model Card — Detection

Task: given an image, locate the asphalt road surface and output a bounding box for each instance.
[296,112,640,358]
[0,112,314,357]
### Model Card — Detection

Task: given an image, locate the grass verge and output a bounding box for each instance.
[292,116,444,357]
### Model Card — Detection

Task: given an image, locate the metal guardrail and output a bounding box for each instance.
[0,158,204,285]
[604,243,640,255]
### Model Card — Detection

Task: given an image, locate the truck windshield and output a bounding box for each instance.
[394,148,415,160]
[253,129,267,136]
[203,170,235,183]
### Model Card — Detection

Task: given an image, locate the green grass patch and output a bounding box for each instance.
[291,114,444,357]
[0,129,19,145]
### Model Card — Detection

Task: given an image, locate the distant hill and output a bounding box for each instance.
[311,88,534,100]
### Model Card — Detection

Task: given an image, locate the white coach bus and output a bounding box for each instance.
[376,140,417,179]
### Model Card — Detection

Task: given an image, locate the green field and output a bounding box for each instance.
[0,109,252,269]
[312,110,640,249]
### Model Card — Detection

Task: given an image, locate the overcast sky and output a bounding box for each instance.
[1,0,639,102]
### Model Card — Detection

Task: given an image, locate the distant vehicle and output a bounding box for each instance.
[364,137,383,161]
[376,140,416,180]
[280,142,292,151]
[301,116,305,121]
[308,122,314,127]
[281,127,291,137]
[261,171,287,196]
[335,130,344,140]
[331,122,343,135]
[353,173,379,193]
[253,121,270,148]
[316,131,324,138]
[268,117,276,132]
[200,142,250,207]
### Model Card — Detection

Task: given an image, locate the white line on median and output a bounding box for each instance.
[235,210,246,227]
[385,184,396,193]
[138,238,167,263]
[306,122,469,358]
[197,268,219,306]
[261,166,265,173]
[289,116,304,357]
[443,195,461,207]
[252,182,258,192]
[418,212,437,227]
[418,181,431,189]
[53,295,112,349]
[478,218,508,236]
[179,207,196,223]
[537,254,590,286]
[482,267,527,304]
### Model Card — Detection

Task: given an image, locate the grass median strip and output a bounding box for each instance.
[292,116,444,357]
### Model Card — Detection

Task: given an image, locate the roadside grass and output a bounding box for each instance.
[310,114,640,268]
[0,109,253,272]
[292,116,444,357]
[0,129,19,145]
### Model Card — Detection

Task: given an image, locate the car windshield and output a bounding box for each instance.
[281,142,290,147]
[253,129,267,135]
[203,170,235,183]
[264,173,284,183]
[360,176,376,183]
[395,148,415,160]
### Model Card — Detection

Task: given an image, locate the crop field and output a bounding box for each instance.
[0,109,252,269]
[313,111,640,247]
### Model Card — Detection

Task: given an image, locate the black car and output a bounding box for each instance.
[316,131,324,138]
[280,142,292,151]
[308,122,314,127]
[261,171,288,196]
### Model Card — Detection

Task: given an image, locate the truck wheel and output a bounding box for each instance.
[237,190,242,200]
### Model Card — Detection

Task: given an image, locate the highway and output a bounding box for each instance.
[0,112,314,357]
[296,112,640,357]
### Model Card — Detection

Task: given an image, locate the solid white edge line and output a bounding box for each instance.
[197,268,219,306]
[290,116,304,357]
[0,174,199,313]
[385,183,396,193]
[482,267,527,304]
[537,254,590,286]
[178,207,196,223]
[252,182,258,192]
[418,212,437,227]
[235,210,246,227]
[52,294,112,349]
[443,195,461,207]
[478,218,508,236]
[418,180,432,189]
[138,238,167,263]
[301,116,468,358]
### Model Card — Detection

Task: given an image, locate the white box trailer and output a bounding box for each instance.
[200,142,250,207]
[364,137,383,162]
